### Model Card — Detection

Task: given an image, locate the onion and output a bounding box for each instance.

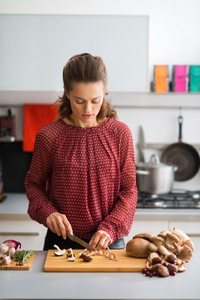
[3,240,21,250]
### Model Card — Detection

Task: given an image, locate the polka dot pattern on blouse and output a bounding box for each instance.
[25,118,137,242]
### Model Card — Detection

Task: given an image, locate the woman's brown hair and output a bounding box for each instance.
[57,53,117,120]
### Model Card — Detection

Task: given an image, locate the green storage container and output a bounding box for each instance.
[189,65,200,92]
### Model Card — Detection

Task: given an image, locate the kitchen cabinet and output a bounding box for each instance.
[169,221,200,251]
[0,219,47,250]
[125,220,200,251]
[124,220,168,244]
[1,194,200,251]
[0,193,47,250]
[132,210,200,251]
[0,15,148,93]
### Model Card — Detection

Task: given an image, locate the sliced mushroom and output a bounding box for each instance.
[67,248,75,262]
[54,244,66,256]
[80,253,93,262]
[98,249,104,255]
[105,252,118,261]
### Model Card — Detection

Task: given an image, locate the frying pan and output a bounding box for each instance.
[161,115,200,181]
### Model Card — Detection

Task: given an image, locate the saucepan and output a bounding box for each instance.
[161,116,200,181]
[136,154,177,194]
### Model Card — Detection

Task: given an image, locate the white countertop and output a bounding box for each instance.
[0,251,200,300]
[1,193,200,222]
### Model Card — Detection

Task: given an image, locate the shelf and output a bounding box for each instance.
[1,91,200,109]
[0,137,15,142]
[149,92,200,95]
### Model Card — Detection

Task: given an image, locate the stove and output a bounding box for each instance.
[137,189,200,209]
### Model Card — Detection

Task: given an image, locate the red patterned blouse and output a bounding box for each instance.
[25,118,137,242]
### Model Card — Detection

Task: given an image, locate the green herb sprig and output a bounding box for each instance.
[11,250,35,265]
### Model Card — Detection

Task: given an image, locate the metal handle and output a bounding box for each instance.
[178,115,183,142]
[186,233,200,238]
[136,170,149,175]
[150,154,160,164]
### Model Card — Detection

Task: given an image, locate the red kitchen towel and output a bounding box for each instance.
[23,104,59,152]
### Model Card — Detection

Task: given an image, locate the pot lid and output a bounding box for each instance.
[137,154,174,169]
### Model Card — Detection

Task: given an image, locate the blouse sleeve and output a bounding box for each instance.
[25,129,58,227]
[97,125,137,242]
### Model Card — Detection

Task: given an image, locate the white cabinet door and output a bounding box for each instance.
[124,221,168,245]
[0,220,47,250]
[169,222,200,251]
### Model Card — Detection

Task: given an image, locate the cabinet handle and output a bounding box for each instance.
[0,232,39,236]
[187,233,200,238]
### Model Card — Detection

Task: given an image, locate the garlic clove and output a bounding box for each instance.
[3,255,12,265]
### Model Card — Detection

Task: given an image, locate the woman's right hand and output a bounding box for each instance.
[46,212,73,240]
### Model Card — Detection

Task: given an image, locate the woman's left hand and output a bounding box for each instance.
[89,230,112,250]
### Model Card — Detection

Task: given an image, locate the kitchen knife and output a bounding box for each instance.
[66,231,96,251]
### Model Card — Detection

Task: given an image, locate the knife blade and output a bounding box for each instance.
[138,126,146,162]
[66,232,96,251]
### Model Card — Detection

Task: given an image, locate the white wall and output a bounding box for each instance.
[1,0,200,189]
[1,0,200,77]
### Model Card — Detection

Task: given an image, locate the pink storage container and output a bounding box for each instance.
[174,65,188,92]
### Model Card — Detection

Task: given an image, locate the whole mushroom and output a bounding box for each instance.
[126,232,156,258]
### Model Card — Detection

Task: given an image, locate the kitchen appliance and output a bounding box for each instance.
[0,109,15,141]
[0,142,32,193]
[161,115,200,181]
[44,249,146,272]
[137,189,200,209]
[136,154,177,194]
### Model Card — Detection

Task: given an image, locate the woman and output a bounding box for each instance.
[25,53,137,251]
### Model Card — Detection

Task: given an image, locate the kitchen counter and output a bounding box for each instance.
[0,250,200,300]
[1,193,200,222]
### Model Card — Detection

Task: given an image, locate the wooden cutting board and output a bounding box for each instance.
[0,252,37,270]
[44,249,146,272]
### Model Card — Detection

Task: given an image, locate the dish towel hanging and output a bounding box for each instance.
[23,104,59,152]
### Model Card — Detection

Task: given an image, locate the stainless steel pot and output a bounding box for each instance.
[136,154,177,194]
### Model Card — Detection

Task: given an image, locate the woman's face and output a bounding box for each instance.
[66,81,105,128]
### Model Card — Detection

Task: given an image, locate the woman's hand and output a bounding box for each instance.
[89,230,112,250]
[46,212,73,240]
